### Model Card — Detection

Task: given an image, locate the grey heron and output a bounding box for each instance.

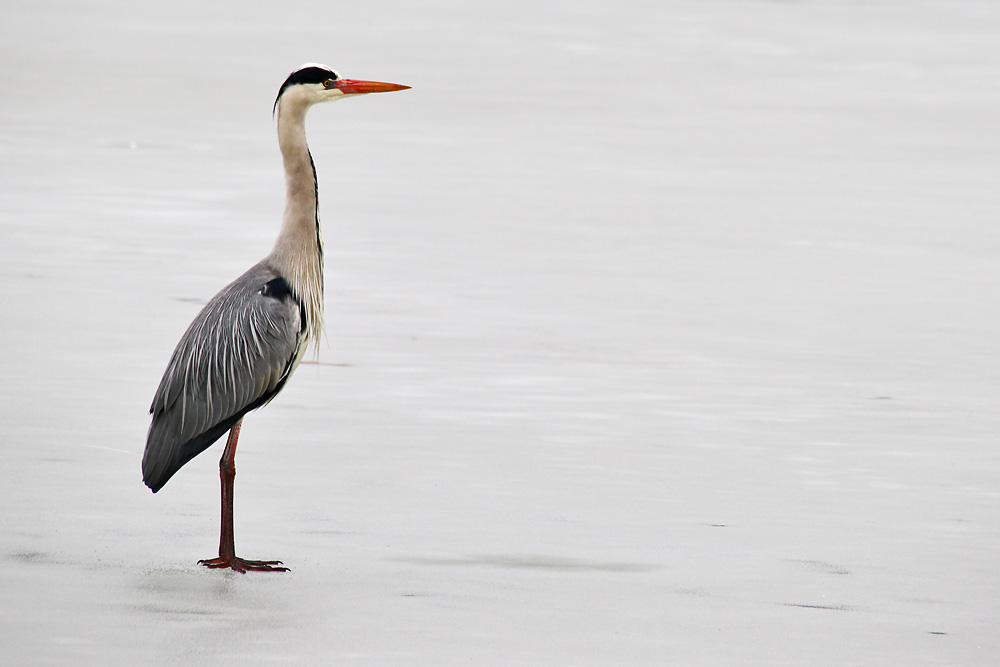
[142,64,409,572]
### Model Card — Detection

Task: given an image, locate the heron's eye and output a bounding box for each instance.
[323,79,335,88]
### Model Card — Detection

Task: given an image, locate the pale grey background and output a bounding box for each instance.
[1,0,998,664]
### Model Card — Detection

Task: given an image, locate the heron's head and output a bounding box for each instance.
[274,63,410,115]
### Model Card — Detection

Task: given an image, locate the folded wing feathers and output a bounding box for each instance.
[144,263,303,489]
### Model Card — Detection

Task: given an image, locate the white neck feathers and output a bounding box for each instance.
[268,93,325,352]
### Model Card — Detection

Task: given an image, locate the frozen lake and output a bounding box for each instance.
[2,0,999,664]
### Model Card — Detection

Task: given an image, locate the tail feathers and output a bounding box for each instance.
[142,415,242,492]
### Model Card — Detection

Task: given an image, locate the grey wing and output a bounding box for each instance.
[143,263,304,492]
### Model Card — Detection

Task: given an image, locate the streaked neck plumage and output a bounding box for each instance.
[268,94,325,352]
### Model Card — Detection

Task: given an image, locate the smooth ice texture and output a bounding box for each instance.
[2,0,999,664]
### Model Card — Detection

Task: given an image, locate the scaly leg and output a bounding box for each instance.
[198,420,289,573]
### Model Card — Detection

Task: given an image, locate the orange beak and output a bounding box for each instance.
[332,79,411,95]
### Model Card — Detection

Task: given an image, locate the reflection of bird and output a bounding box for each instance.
[142,64,409,572]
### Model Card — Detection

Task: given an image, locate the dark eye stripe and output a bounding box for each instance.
[284,66,338,87]
[274,66,340,112]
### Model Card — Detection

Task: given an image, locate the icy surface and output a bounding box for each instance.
[2,0,999,664]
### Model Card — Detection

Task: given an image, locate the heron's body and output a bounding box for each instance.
[143,262,304,492]
[142,64,408,572]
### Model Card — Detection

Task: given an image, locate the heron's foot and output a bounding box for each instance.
[198,555,290,573]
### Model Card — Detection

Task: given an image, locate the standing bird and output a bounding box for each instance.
[142,64,409,572]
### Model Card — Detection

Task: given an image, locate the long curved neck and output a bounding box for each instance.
[268,98,325,350]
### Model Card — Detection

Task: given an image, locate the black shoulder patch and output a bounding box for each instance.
[260,277,293,301]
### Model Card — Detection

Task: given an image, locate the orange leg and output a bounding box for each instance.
[198,420,289,573]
